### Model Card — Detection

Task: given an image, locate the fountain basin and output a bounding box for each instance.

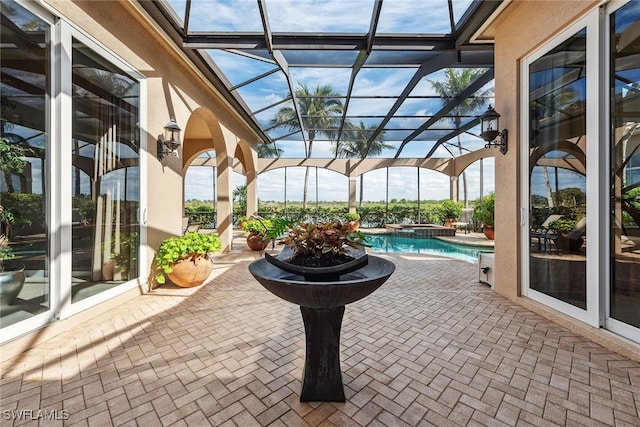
[249,255,395,309]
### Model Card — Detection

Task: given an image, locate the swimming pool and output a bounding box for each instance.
[365,233,493,263]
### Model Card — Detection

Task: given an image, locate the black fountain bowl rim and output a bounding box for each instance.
[249,255,395,286]
[264,246,369,281]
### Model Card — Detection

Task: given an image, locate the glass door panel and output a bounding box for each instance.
[528,29,587,309]
[71,38,140,303]
[0,2,50,328]
[610,1,640,329]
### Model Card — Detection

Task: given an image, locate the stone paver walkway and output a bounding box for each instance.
[1,250,639,426]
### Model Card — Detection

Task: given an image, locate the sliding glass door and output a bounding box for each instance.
[526,27,588,314]
[70,38,140,304]
[0,0,145,341]
[523,1,640,342]
[609,1,640,340]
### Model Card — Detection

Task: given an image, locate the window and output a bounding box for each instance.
[609,1,640,333]
[70,39,140,303]
[0,1,50,329]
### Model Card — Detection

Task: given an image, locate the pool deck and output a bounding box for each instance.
[363,228,495,249]
[3,244,639,426]
[436,232,495,248]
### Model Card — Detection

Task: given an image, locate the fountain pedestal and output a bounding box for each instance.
[248,254,395,402]
[300,306,345,401]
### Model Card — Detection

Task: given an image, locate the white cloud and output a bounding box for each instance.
[267,0,373,32]
[352,68,416,97]
[377,1,451,33]
[289,68,352,94]
[188,0,263,31]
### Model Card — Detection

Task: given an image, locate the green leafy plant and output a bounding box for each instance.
[439,200,463,221]
[263,217,296,241]
[0,135,30,177]
[241,218,273,237]
[155,232,222,284]
[1,134,33,237]
[281,220,369,267]
[74,197,95,224]
[111,231,139,280]
[345,212,361,221]
[473,193,495,226]
[548,218,577,234]
[0,234,15,272]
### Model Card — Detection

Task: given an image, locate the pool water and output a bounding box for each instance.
[365,233,493,263]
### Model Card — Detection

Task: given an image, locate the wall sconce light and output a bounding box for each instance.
[157,118,181,160]
[480,106,508,154]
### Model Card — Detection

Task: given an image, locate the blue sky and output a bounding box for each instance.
[173,0,495,202]
[168,0,475,34]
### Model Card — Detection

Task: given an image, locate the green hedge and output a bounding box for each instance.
[186,200,462,229]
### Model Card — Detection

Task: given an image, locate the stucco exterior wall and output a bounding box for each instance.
[491,0,598,298]
[40,1,259,270]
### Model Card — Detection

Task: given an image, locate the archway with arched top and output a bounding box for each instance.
[178,107,247,252]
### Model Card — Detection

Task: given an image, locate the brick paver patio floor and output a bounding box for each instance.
[1,250,640,426]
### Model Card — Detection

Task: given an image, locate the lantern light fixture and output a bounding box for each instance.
[157,118,181,160]
[480,106,508,154]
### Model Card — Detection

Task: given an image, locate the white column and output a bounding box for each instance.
[450,176,459,201]
[216,152,233,253]
[348,177,357,213]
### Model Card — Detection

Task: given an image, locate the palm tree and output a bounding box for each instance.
[270,82,344,208]
[531,87,579,210]
[333,120,392,207]
[430,69,493,206]
[256,142,282,158]
[233,184,247,219]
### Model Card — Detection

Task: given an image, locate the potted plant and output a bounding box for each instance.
[265,220,370,282]
[0,233,25,305]
[0,133,30,304]
[548,217,584,252]
[155,232,222,288]
[241,217,273,251]
[473,193,495,240]
[439,200,463,227]
[103,231,139,281]
[345,212,361,231]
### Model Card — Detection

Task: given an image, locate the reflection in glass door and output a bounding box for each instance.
[0,2,50,329]
[528,28,587,310]
[71,39,140,303]
[610,1,640,332]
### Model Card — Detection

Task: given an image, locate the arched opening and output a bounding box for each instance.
[457,157,496,205]
[183,149,248,229]
[257,167,348,221]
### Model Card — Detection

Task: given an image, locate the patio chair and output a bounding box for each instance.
[537,216,586,254]
[182,217,201,234]
[565,217,586,253]
[452,208,474,234]
[530,214,563,252]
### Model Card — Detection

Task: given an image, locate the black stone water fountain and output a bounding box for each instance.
[248,248,395,402]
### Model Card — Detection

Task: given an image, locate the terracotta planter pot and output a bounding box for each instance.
[167,255,213,287]
[247,232,269,251]
[347,220,360,232]
[483,225,495,240]
[103,259,115,281]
